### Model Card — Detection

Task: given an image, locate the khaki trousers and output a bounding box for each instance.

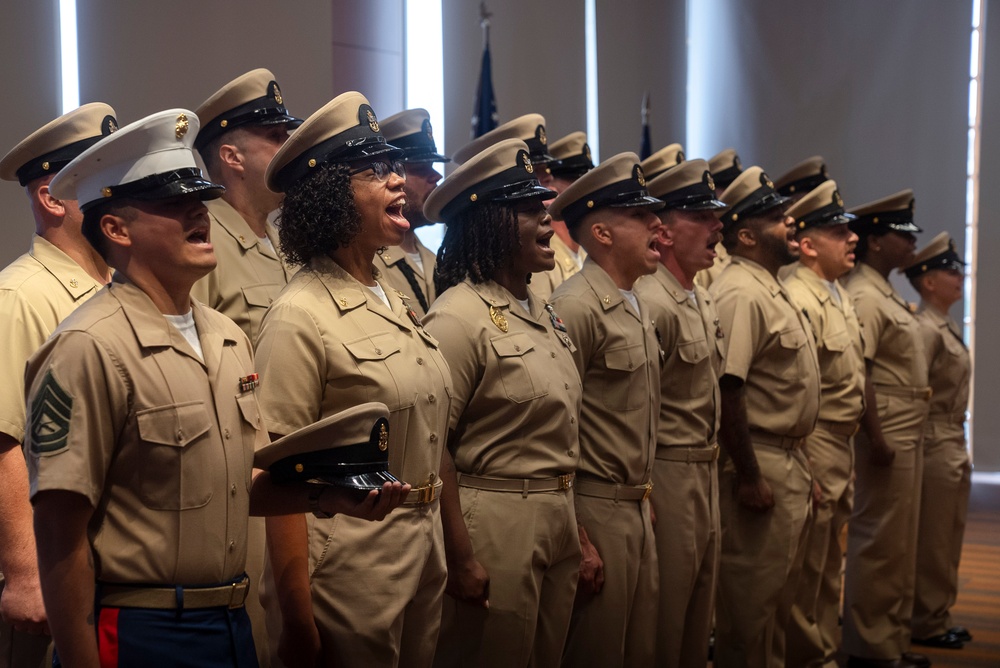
[715,444,812,668]
[843,393,928,660]
[435,488,580,668]
[562,494,658,668]
[912,419,971,638]
[263,503,446,668]
[786,426,855,668]
[0,580,50,668]
[651,455,719,668]
[246,515,269,667]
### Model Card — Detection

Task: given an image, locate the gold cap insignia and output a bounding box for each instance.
[470,193,478,202]
[378,423,388,451]
[705,171,715,191]
[175,114,189,139]
[522,151,534,174]
[295,463,304,473]
[42,161,50,171]
[274,85,283,105]
[799,221,805,228]
[220,119,228,128]
[308,158,317,168]
[367,109,379,133]
[423,118,433,139]
[636,166,646,187]
[764,176,774,190]
[834,190,843,207]
[490,305,509,332]
[537,125,547,145]
[102,186,113,198]
[105,117,118,134]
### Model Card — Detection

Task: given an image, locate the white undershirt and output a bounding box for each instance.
[684,288,699,308]
[568,247,584,270]
[406,251,424,274]
[620,289,640,315]
[164,311,203,360]
[366,281,391,308]
[825,280,842,306]
[515,297,530,313]
[258,234,275,254]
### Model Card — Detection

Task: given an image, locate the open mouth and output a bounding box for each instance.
[186,226,211,245]
[537,230,555,255]
[386,197,409,228]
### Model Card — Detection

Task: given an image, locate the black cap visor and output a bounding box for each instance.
[489,178,557,203]
[609,192,666,210]
[675,196,728,211]
[82,167,224,211]
[319,469,401,492]
[400,150,451,164]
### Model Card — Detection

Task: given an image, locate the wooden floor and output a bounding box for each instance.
[912,481,1000,667]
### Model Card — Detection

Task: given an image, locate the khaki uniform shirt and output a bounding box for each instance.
[710,256,821,437]
[784,262,866,423]
[551,259,659,485]
[844,263,928,389]
[917,305,970,419]
[423,279,581,478]
[635,265,723,449]
[375,237,437,317]
[25,278,263,585]
[531,235,586,302]
[0,235,104,443]
[191,198,293,342]
[254,256,451,488]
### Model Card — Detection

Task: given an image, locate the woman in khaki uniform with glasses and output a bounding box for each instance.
[255,92,452,668]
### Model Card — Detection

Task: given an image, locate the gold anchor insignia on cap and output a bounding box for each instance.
[490,305,509,332]
[424,119,434,139]
[175,114,189,139]
[636,166,646,187]
[367,109,379,132]
[220,119,228,128]
[537,125,547,145]
[69,278,78,288]
[706,173,715,191]
[834,191,843,207]
[273,85,283,105]
[102,186,113,198]
[107,118,118,133]
[522,152,534,174]
[378,423,389,451]
[42,161,50,171]
[763,175,774,189]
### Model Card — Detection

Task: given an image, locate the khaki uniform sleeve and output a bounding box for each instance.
[714,286,760,382]
[850,291,883,362]
[254,302,326,436]
[0,291,49,442]
[916,315,943,370]
[422,301,481,432]
[25,330,128,505]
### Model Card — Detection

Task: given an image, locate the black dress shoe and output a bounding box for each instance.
[948,625,972,642]
[912,631,965,649]
[902,651,932,667]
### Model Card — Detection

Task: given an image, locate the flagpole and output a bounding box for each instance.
[480,1,491,47]
[472,2,498,138]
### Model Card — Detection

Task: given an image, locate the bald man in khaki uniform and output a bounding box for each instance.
[904,234,973,651]
[842,190,930,668]
[375,109,450,317]
[709,166,820,668]
[782,182,866,668]
[634,159,726,668]
[549,153,663,668]
[191,69,301,342]
[0,104,116,668]
[532,131,593,301]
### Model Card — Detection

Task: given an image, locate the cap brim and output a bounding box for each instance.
[609,193,666,211]
[675,197,728,211]
[491,180,557,203]
[316,469,400,491]
[257,114,304,130]
[130,176,225,202]
[401,151,451,164]
[337,141,404,162]
[888,222,922,233]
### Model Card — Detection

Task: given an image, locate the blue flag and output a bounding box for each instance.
[472,40,498,138]
[640,91,652,160]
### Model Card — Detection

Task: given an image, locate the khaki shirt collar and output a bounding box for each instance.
[376,247,406,268]
[652,263,695,305]
[551,235,582,274]
[29,234,105,300]
[580,258,639,319]
[855,262,910,311]
[109,276,237,366]
[467,278,546,328]
[789,261,840,307]
[207,198,281,260]
[730,255,783,298]
[919,301,966,347]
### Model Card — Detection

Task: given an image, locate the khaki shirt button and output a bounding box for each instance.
[224,428,231,439]
[428,394,436,403]
[514,345,521,352]
[564,383,570,390]
[429,471,436,481]
[570,417,576,424]
[430,433,438,443]
[568,450,575,457]
[375,348,382,355]
[229,540,235,552]
[175,429,184,442]
[550,352,556,358]
[628,361,634,369]
[231,484,237,496]
[416,357,424,365]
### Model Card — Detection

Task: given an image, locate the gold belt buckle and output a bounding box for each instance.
[229,580,248,609]
[417,484,435,505]
[558,474,574,491]
[642,482,653,501]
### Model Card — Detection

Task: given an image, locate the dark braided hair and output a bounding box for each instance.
[276,162,360,266]
[434,202,521,295]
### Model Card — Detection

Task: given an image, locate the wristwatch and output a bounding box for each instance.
[307,484,334,519]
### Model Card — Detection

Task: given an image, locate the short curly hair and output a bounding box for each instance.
[277,162,360,266]
[434,202,521,295]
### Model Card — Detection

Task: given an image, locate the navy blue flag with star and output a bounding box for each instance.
[472,39,498,138]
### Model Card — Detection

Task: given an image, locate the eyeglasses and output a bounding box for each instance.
[348,159,406,181]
